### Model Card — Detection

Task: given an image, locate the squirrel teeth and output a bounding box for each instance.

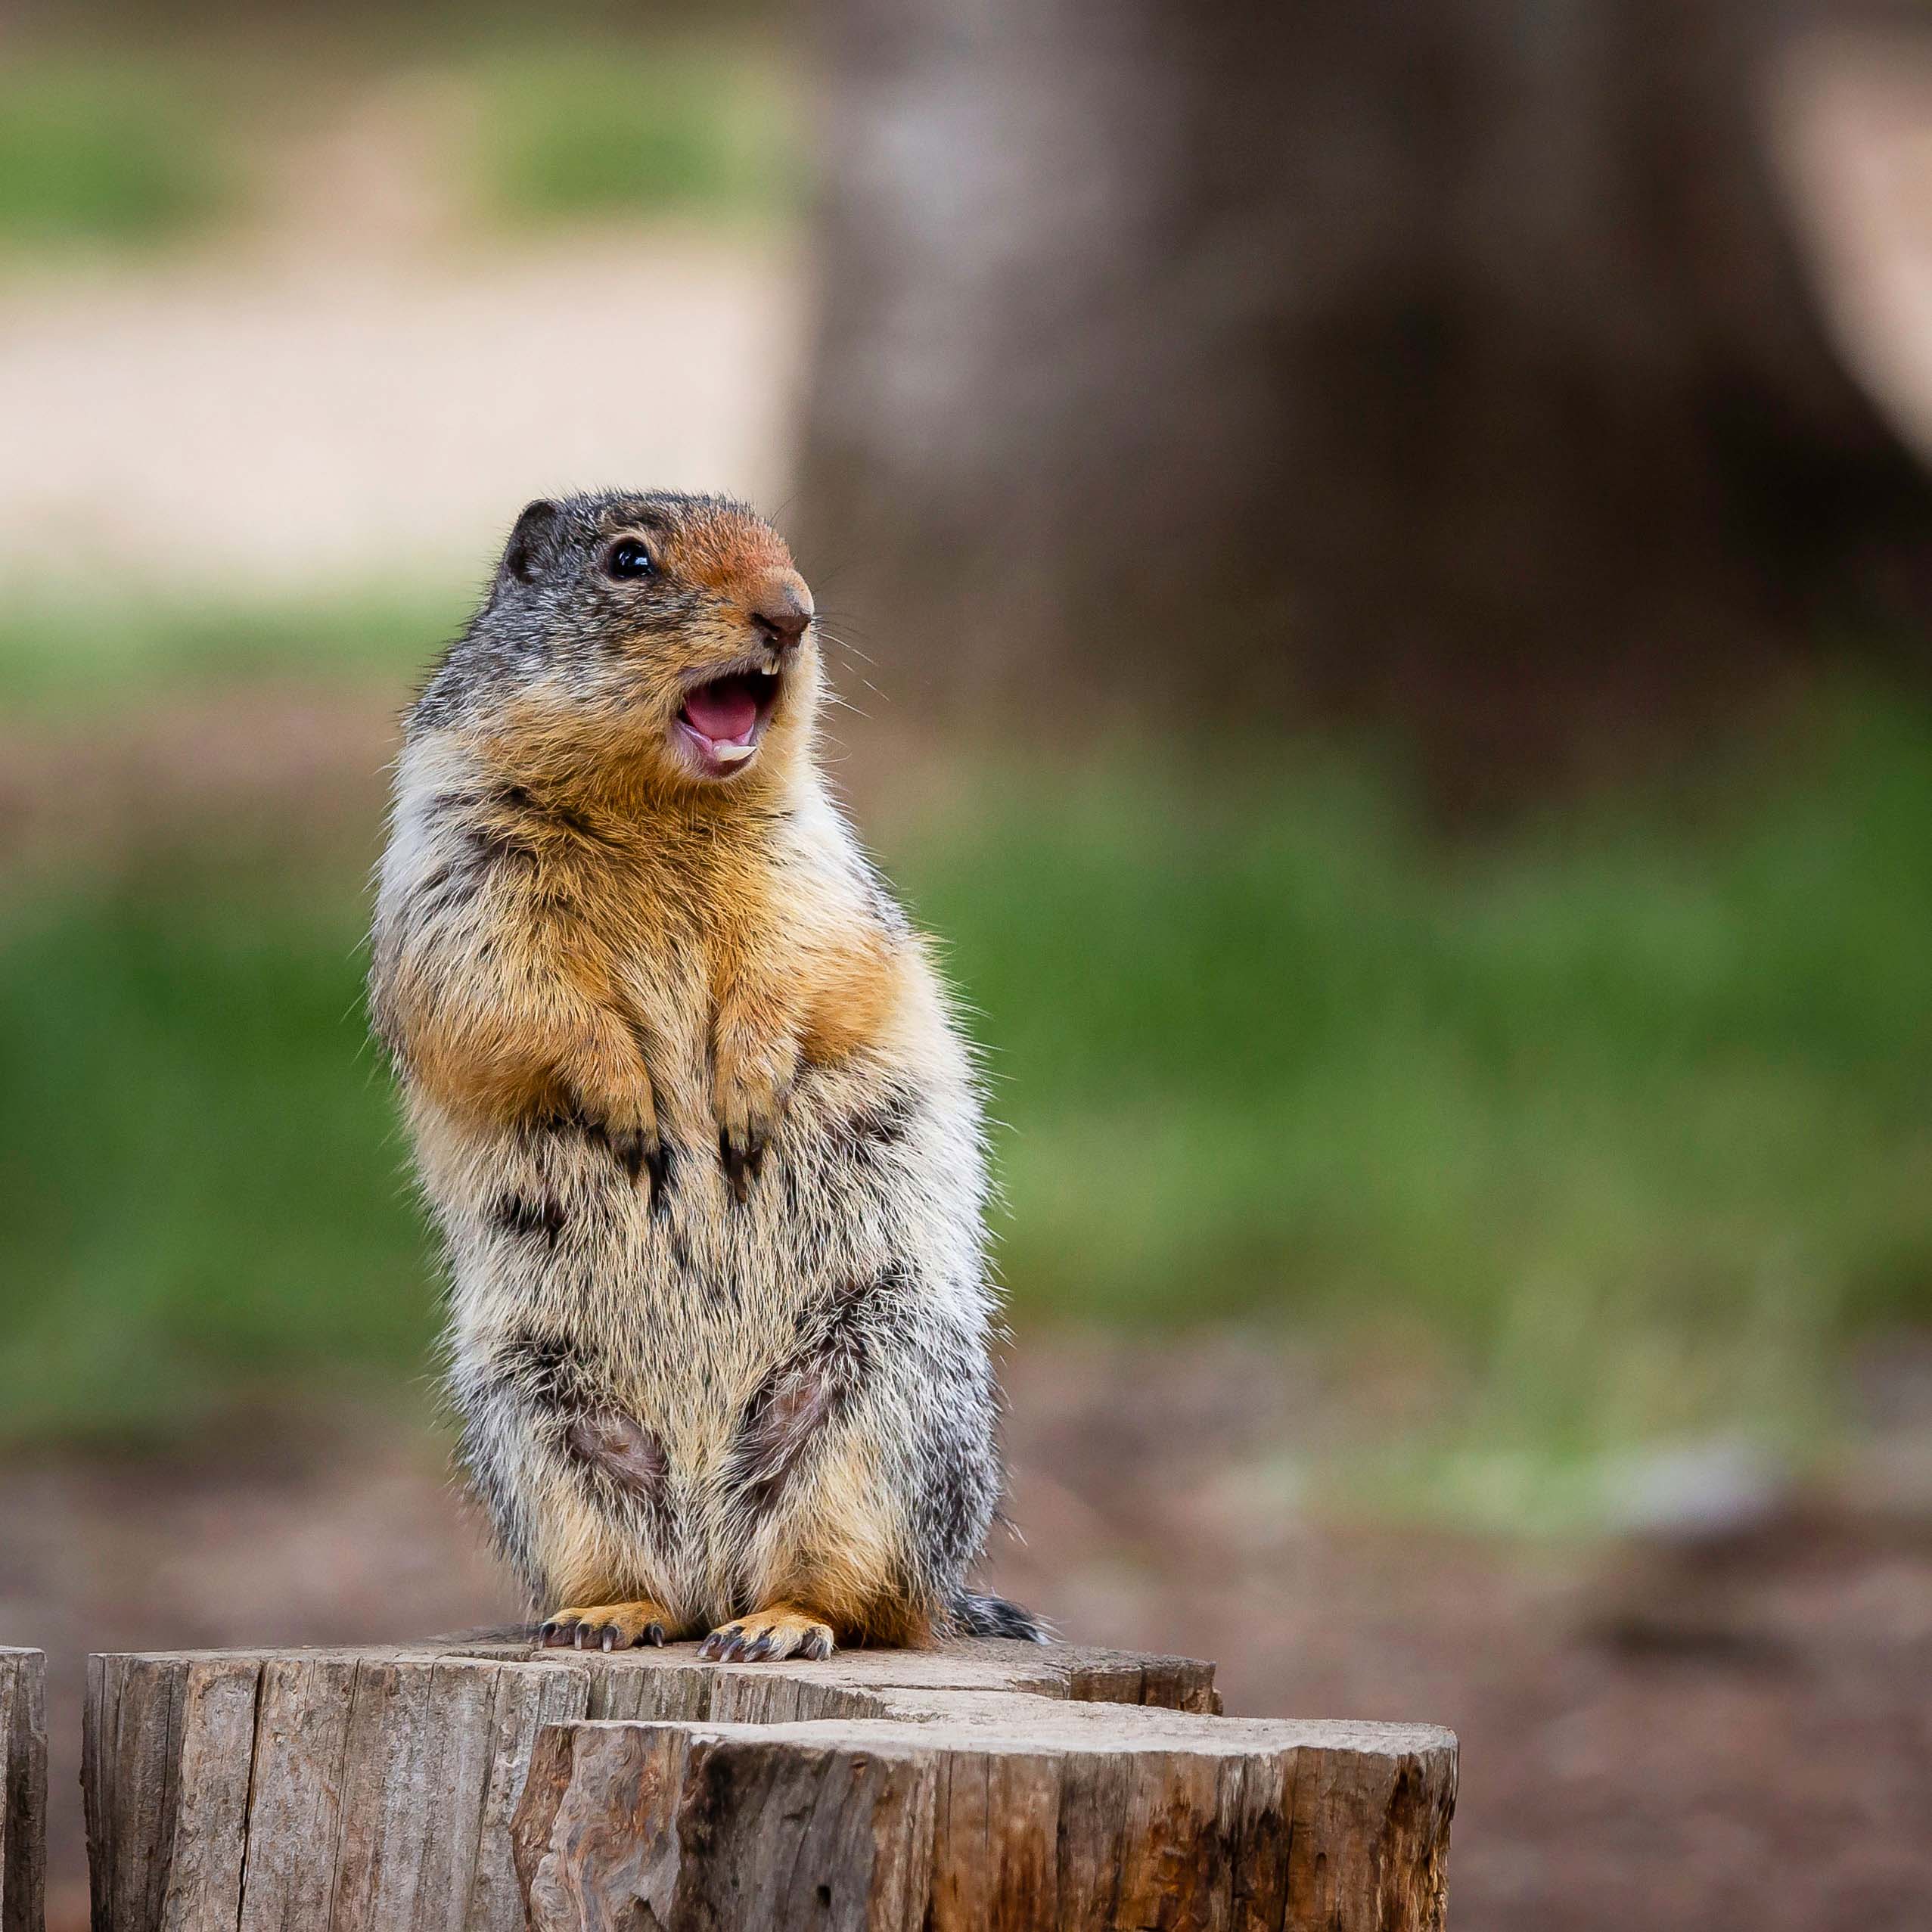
[713,741,757,764]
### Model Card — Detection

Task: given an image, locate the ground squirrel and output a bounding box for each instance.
[369,490,1041,1660]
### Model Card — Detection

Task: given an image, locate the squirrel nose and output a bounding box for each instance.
[750,572,813,650]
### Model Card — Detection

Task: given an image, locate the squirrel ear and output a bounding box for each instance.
[501,499,564,585]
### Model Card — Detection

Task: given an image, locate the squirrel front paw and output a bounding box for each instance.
[563,1050,672,1216]
[606,1118,672,1214]
[712,1034,798,1204]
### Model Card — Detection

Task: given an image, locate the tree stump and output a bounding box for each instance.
[2,1650,45,1932]
[82,1637,1455,1932]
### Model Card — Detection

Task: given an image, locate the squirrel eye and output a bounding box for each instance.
[605,539,654,580]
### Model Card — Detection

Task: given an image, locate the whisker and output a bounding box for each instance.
[822,688,873,723]
[817,629,878,669]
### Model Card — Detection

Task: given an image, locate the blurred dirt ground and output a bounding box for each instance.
[4,1331,1928,1932]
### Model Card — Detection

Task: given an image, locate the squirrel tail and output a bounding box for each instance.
[950,1589,1052,1643]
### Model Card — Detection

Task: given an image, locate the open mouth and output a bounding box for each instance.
[675,664,782,777]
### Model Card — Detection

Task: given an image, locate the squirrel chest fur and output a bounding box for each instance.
[369,491,1037,1660]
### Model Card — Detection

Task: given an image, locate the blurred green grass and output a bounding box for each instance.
[0,64,229,249]
[0,586,468,711]
[471,47,795,225]
[0,36,791,258]
[0,879,426,1440]
[921,731,1931,1340]
[2,660,1927,1471]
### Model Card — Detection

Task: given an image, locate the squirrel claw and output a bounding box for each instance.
[718,1127,768,1204]
[609,1127,674,1215]
[642,1139,673,1218]
[697,1623,743,1661]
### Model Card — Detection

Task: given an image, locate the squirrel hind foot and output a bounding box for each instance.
[538,1601,676,1651]
[697,1604,835,1663]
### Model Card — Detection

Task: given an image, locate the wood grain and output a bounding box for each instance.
[81,1636,1227,1930]
[1,1648,45,1932]
[511,1698,1457,1932]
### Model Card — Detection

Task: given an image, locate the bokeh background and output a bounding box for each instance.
[4,2,1932,1925]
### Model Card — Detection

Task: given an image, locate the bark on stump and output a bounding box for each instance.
[514,1693,1455,1932]
[82,1637,1265,1931]
[2,1649,45,1932]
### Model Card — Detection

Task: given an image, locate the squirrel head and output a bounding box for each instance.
[427,491,819,799]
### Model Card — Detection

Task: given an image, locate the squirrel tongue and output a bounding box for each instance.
[683,674,760,744]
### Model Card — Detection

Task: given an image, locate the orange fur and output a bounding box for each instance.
[396,680,897,1150]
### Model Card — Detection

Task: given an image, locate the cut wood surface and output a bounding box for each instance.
[81,1636,1232,1931]
[2,1648,46,1932]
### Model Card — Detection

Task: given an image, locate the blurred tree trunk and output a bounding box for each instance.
[796,0,1932,797]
